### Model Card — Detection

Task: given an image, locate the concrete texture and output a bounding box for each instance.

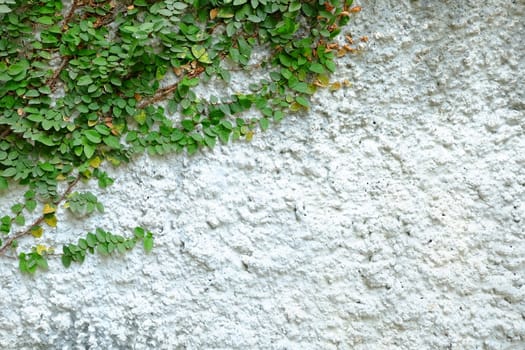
[0,0,524,349]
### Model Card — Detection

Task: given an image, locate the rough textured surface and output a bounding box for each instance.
[1,0,524,349]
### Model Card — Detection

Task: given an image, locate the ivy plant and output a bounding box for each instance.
[0,0,361,274]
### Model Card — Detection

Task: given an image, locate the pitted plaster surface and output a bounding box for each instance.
[1,0,524,349]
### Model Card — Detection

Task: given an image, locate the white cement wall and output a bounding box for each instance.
[1,0,524,349]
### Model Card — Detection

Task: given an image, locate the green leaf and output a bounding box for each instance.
[103,135,120,149]
[8,61,29,76]
[144,234,153,253]
[61,254,72,268]
[173,2,188,10]
[273,111,284,122]
[36,256,48,270]
[36,16,54,25]
[84,130,101,144]
[77,75,93,86]
[39,162,54,172]
[259,118,270,131]
[325,61,336,73]
[83,144,96,158]
[0,178,7,190]
[78,239,88,250]
[117,243,126,254]
[218,8,234,18]
[289,2,301,12]
[0,5,12,13]
[291,82,309,93]
[86,233,97,247]
[25,89,39,97]
[38,86,52,95]
[97,244,109,255]
[204,135,216,148]
[2,168,17,177]
[92,57,106,65]
[14,215,25,226]
[11,204,23,214]
[309,63,325,74]
[25,200,37,212]
[18,253,27,273]
[295,96,310,107]
[134,227,145,239]
[181,119,194,131]
[110,77,122,86]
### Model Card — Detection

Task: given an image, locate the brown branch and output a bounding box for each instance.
[93,2,128,28]
[0,127,12,139]
[137,83,181,109]
[43,0,83,92]
[46,57,70,92]
[137,67,206,109]
[47,1,126,92]
[135,49,231,109]
[0,175,81,256]
[62,0,82,31]
[136,50,231,109]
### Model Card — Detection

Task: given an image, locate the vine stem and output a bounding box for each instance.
[1,0,83,135]
[0,175,81,256]
[62,0,82,30]
[46,57,70,92]
[137,67,205,109]
[44,0,81,91]
[0,128,11,139]
[47,0,123,91]
[137,51,230,109]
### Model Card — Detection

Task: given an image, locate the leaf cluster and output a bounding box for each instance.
[64,191,104,217]
[0,0,359,273]
[61,227,153,268]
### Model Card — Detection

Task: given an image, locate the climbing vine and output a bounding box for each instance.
[0,0,360,273]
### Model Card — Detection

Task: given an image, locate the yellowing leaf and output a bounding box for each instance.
[87,120,98,127]
[173,66,183,76]
[89,156,101,168]
[210,8,218,20]
[290,102,303,112]
[330,82,342,91]
[106,156,121,166]
[113,122,125,135]
[197,53,211,64]
[81,169,92,178]
[31,226,44,238]
[134,110,147,125]
[36,244,47,254]
[245,131,254,142]
[43,203,56,214]
[44,214,57,227]
[56,174,66,181]
[191,45,212,64]
[317,74,330,86]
